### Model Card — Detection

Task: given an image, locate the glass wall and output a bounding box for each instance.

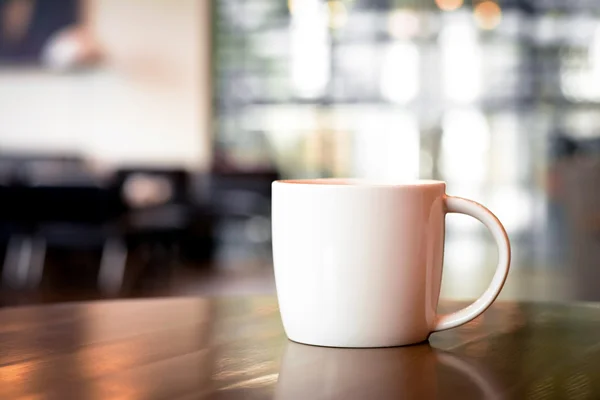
[213,0,600,290]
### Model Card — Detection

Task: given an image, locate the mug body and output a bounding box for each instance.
[272,179,447,347]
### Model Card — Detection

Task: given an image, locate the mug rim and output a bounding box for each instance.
[273,178,445,188]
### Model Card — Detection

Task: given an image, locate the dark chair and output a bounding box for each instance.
[113,168,197,286]
[0,185,37,287]
[0,154,47,289]
[1,185,41,289]
[30,185,127,294]
[1,155,127,294]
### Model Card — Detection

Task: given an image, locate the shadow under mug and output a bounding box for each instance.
[275,342,502,400]
[272,179,511,347]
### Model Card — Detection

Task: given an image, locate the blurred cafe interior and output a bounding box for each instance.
[0,0,600,306]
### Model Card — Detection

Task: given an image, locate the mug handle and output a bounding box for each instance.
[433,196,511,332]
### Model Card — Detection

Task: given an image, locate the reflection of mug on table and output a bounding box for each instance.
[275,342,501,400]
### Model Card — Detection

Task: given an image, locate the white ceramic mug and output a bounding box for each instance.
[272,179,510,348]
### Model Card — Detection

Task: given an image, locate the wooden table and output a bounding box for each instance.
[1,297,600,399]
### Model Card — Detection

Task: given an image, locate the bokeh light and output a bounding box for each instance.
[439,24,482,103]
[474,1,502,30]
[435,0,464,12]
[387,9,421,39]
[327,1,348,30]
[380,42,419,104]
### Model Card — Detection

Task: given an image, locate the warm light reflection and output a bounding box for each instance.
[474,1,502,30]
[387,10,420,39]
[440,24,482,103]
[380,41,419,104]
[220,373,280,390]
[435,0,464,12]
[327,0,348,30]
[0,363,31,386]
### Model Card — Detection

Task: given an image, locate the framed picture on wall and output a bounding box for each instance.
[0,0,78,64]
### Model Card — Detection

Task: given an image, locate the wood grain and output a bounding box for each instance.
[1,298,600,399]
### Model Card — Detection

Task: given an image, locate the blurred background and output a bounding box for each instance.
[0,0,598,306]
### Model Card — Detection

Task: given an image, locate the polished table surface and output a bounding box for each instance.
[1,297,600,399]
